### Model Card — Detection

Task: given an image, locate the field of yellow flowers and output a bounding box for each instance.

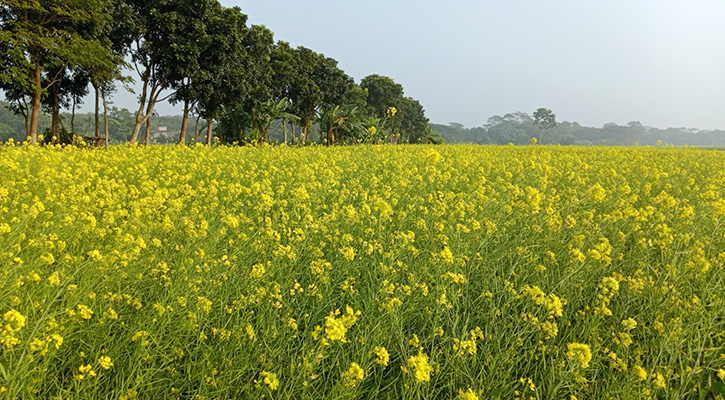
[1,144,725,399]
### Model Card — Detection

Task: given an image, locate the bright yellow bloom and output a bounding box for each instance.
[652,372,666,389]
[409,334,420,348]
[1,309,25,349]
[197,296,212,314]
[76,364,96,380]
[251,263,266,278]
[260,371,279,391]
[445,272,466,284]
[374,346,389,366]
[131,331,150,346]
[325,315,347,342]
[440,246,454,264]
[98,356,113,369]
[342,362,365,386]
[48,272,61,286]
[566,343,592,368]
[458,387,479,400]
[40,253,55,265]
[407,351,433,382]
[324,306,360,343]
[76,304,93,320]
[634,365,647,381]
[340,246,357,261]
[453,338,477,355]
[3,309,25,332]
[590,183,607,202]
[621,318,637,331]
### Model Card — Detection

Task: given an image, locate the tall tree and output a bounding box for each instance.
[269,41,298,142]
[533,107,557,145]
[239,24,275,136]
[287,47,321,143]
[0,0,116,145]
[399,97,430,143]
[360,74,404,119]
[166,0,217,144]
[68,69,90,135]
[195,7,270,147]
[121,0,186,144]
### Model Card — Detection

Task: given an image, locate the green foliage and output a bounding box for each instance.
[253,98,299,143]
[1,0,435,147]
[533,107,557,130]
[360,74,404,119]
[216,104,252,145]
[318,105,366,145]
[399,97,430,143]
[0,0,118,142]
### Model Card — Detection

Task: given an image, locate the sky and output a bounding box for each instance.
[99,0,725,130]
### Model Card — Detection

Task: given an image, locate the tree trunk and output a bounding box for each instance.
[130,75,155,144]
[194,115,200,142]
[282,119,287,144]
[302,120,309,143]
[179,98,189,144]
[51,85,61,144]
[29,65,41,146]
[143,87,156,146]
[94,85,100,138]
[206,118,213,148]
[144,119,151,146]
[71,98,76,135]
[130,85,147,144]
[18,100,29,138]
[102,89,109,149]
[264,123,271,143]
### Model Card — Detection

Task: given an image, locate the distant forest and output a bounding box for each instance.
[434,112,725,147]
[2,101,723,147]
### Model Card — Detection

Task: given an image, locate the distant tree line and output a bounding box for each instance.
[0,0,438,146]
[3,101,723,148]
[435,110,725,147]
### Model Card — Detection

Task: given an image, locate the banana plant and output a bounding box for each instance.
[318,105,366,146]
[253,97,299,143]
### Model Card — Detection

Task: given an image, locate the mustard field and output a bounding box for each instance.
[1,144,725,399]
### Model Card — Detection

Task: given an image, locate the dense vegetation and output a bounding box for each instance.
[434,114,725,147]
[0,1,437,146]
[4,100,723,147]
[1,145,725,399]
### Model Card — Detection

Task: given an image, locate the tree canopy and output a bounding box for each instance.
[0,0,435,146]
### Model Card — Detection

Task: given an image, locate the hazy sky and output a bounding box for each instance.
[104,1,725,129]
